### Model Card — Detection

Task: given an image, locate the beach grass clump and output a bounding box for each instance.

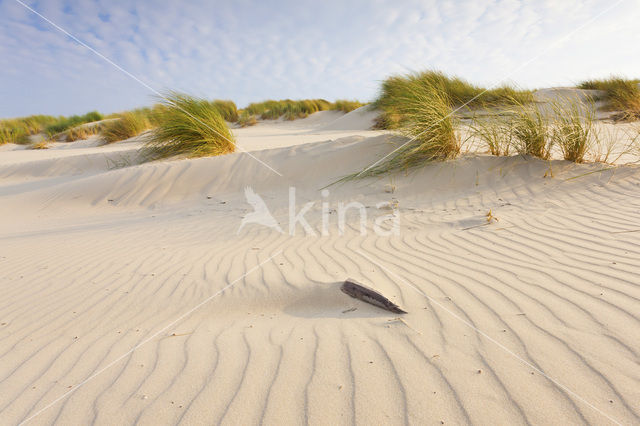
[237,111,258,127]
[345,79,459,179]
[101,112,152,143]
[44,111,103,136]
[373,70,532,129]
[579,77,640,120]
[472,97,598,162]
[209,100,238,122]
[66,123,103,141]
[0,122,29,145]
[0,115,61,144]
[243,99,332,120]
[510,102,552,159]
[142,92,235,160]
[332,100,365,113]
[29,141,50,150]
[551,99,595,163]
[470,115,514,156]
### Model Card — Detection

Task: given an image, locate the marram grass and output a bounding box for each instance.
[470,114,514,156]
[374,70,532,129]
[243,99,333,120]
[332,100,364,113]
[237,111,258,127]
[339,79,459,182]
[101,112,151,144]
[471,97,597,162]
[579,76,640,121]
[44,111,103,136]
[509,101,551,159]
[551,99,595,163]
[66,123,103,141]
[0,114,60,145]
[142,92,235,160]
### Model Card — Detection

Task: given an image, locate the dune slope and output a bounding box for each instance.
[0,115,639,425]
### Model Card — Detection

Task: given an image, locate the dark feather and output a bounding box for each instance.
[340,278,407,314]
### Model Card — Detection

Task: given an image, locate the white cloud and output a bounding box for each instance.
[1,0,639,117]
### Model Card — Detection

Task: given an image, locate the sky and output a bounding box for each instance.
[1,0,639,118]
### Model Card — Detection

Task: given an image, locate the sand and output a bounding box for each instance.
[0,106,639,425]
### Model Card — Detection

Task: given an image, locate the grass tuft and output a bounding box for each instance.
[510,102,552,159]
[551,99,595,163]
[210,100,238,122]
[66,123,103,141]
[579,77,640,121]
[142,92,235,160]
[237,111,258,127]
[29,141,50,150]
[374,70,532,129]
[470,115,514,156]
[243,99,333,120]
[101,112,151,144]
[332,100,365,113]
[44,111,103,136]
[342,79,459,181]
[0,115,61,145]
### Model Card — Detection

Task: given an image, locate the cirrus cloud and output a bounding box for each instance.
[0,0,638,117]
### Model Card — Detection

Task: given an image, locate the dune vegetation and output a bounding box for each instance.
[0,115,58,145]
[470,98,599,163]
[510,102,552,159]
[337,70,639,182]
[470,116,514,157]
[332,100,365,113]
[243,99,333,120]
[65,123,104,141]
[209,100,239,122]
[101,111,152,144]
[1,96,365,146]
[578,76,640,121]
[29,141,50,150]
[551,100,596,163]
[237,111,258,127]
[373,70,532,129]
[339,78,459,182]
[0,112,105,145]
[0,123,30,145]
[237,98,365,123]
[142,92,235,160]
[44,111,104,136]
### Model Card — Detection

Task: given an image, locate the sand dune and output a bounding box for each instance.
[1,112,639,425]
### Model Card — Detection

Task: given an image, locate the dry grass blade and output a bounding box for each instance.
[29,141,50,150]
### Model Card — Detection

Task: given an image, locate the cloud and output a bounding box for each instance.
[1,0,639,117]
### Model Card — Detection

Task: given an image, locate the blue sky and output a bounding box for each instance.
[1,0,639,118]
